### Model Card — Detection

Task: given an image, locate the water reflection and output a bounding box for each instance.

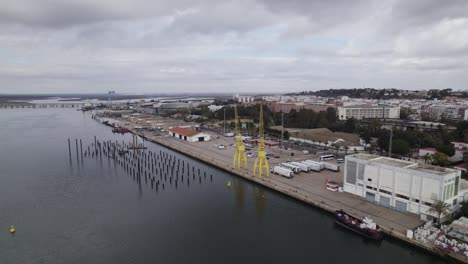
[253,186,266,223]
[70,137,215,195]
[233,178,246,209]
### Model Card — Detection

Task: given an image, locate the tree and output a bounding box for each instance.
[344,146,349,155]
[460,201,468,217]
[436,144,455,157]
[332,144,339,154]
[360,131,371,148]
[344,118,357,133]
[423,153,432,164]
[377,129,391,154]
[427,200,450,226]
[432,152,448,166]
[326,107,337,125]
[391,139,411,156]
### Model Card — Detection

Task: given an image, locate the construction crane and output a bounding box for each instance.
[233,104,248,171]
[253,103,269,178]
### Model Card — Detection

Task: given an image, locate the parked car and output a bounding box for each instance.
[218,145,226,150]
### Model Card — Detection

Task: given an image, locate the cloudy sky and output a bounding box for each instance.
[1,0,468,94]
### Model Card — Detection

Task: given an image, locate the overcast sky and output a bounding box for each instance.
[1,0,468,94]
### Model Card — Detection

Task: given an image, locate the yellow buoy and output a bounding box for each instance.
[227,181,231,188]
[10,225,15,234]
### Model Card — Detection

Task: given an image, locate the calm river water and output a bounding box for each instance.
[0,109,448,264]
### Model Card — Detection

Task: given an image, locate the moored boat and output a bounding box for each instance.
[335,210,384,240]
[112,126,130,134]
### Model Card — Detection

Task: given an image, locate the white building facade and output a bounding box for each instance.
[343,154,461,220]
[337,105,400,120]
[234,95,255,104]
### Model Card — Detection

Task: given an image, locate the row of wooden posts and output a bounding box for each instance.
[68,137,214,191]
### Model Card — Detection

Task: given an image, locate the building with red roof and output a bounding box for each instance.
[168,127,211,142]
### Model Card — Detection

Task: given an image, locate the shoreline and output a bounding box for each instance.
[136,132,465,263]
[96,115,466,264]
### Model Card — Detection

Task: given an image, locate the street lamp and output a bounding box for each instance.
[281,112,284,149]
[223,107,226,136]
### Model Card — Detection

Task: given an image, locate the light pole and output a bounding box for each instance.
[281,112,284,149]
[223,107,226,136]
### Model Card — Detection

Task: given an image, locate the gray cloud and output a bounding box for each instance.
[0,0,467,94]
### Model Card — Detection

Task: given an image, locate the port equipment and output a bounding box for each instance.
[253,103,269,178]
[233,104,248,172]
[128,129,147,150]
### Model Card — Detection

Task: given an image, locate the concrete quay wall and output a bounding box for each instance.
[136,132,465,263]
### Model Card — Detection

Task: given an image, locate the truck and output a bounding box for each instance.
[271,166,293,178]
[289,161,310,172]
[321,161,340,172]
[301,161,322,172]
[280,163,301,173]
[302,160,324,172]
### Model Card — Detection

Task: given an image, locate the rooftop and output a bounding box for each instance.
[373,157,415,168]
[340,105,397,109]
[168,127,201,137]
[349,154,458,176]
[420,147,436,151]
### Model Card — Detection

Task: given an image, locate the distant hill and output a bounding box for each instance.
[288,88,466,99]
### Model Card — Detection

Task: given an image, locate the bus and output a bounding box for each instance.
[320,154,334,161]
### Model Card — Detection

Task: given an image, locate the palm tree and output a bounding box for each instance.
[427,200,450,227]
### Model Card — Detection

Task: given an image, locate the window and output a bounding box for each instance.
[379,189,392,195]
[346,161,357,184]
[396,193,409,200]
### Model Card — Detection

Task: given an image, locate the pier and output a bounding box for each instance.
[0,103,84,109]
[102,117,467,263]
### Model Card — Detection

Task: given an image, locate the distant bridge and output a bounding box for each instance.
[0,103,87,109]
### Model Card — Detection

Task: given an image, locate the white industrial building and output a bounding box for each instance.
[234,95,255,104]
[343,154,461,220]
[337,105,400,120]
[168,127,211,142]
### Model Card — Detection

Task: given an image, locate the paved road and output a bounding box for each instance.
[112,118,423,234]
[146,132,423,234]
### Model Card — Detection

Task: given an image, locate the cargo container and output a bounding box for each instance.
[271,166,293,178]
[322,161,340,172]
[289,161,310,172]
[302,160,324,171]
[280,163,301,173]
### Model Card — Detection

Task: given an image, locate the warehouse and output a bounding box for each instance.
[343,154,461,221]
[168,127,211,142]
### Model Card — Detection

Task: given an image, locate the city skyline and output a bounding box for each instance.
[1,0,468,94]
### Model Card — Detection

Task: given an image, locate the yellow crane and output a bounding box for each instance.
[253,103,269,178]
[233,104,248,171]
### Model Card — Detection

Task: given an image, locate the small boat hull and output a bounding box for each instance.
[335,210,384,241]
